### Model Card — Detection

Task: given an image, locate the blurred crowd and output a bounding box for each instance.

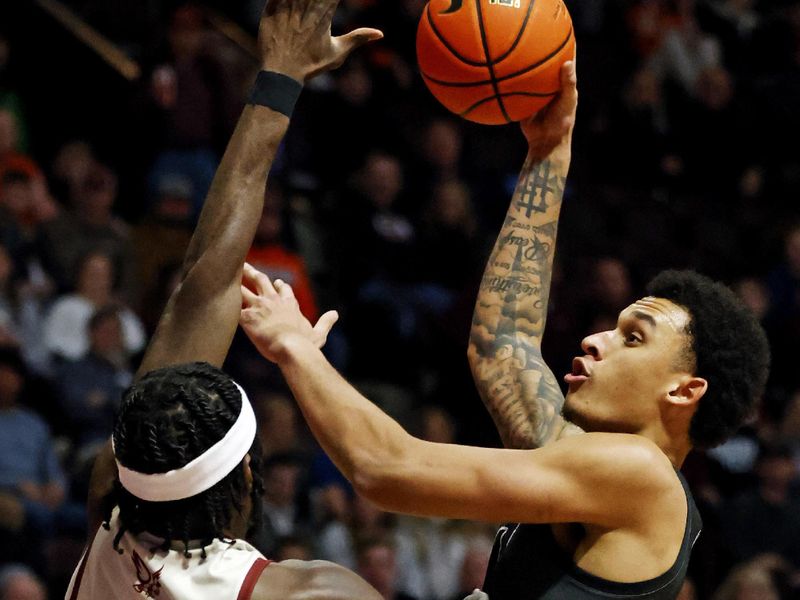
[0,0,799,598]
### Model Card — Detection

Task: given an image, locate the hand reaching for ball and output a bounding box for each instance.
[522,59,577,162]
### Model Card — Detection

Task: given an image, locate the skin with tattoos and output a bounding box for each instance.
[240,59,716,596]
[470,153,574,449]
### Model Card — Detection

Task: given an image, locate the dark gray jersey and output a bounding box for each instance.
[483,471,702,600]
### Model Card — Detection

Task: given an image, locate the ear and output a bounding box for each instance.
[667,376,707,407]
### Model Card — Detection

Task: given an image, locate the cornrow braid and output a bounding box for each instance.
[104,362,265,556]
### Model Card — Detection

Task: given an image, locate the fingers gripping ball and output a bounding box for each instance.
[417,0,575,125]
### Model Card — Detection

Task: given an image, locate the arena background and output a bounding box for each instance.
[0,0,798,598]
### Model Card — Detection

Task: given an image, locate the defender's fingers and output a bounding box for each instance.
[241,285,259,308]
[313,310,339,340]
[273,278,296,300]
[243,263,276,297]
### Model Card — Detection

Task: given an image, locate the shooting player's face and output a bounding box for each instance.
[563,298,694,434]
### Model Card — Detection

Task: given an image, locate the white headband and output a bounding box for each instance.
[114,383,257,502]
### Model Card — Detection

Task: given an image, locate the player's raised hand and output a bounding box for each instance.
[240,263,339,364]
[259,0,383,82]
[521,59,578,162]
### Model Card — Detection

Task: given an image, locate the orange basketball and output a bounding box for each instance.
[417,0,575,125]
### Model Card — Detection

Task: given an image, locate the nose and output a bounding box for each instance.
[581,331,608,359]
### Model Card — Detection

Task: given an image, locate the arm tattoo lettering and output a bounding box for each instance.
[469,157,571,449]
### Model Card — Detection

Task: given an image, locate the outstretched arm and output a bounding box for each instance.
[468,61,581,449]
[138,0,381,376]
[86,0,382,538]
[238,268,674,527]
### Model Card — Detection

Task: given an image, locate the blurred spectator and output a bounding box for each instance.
[253,391,304,460]
[766,224,800,388]
[417,179,479,292]
[42,250,145,362]
[38,163,133,295]
[446,536,494,600]
[710,554,794,600]
[357,536,419,600]
[767,223,800,321]
[144,3,239,217]
[718,441,800,569]
[54,306,131,452]
[317,492,402,570]
[734,276,771,322]
[674,65,752,196]
[676,577,697,600]
[697,0,761,72]
[273,535,314,562]
[604,64,676,186]
[0,169,57,267]
[130,172,193,312]
[407,119,466,213]
[0,108,38,182]
[0,564,47,600]
[0,240,51,374]
[649,0,722,96]
[394,516,475,600]
[254,452,312,557]
[304,57,387,188]
[247,180,319,321]
[0,33,29,154]
[48,141,95,208]
[0,347,82,549]
[581,257,636,333]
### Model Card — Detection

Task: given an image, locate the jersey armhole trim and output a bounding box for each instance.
[67,544,92,600]
[237,557,272,600]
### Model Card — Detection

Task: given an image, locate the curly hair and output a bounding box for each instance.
[646,270,770,449]
[106,362,264,557]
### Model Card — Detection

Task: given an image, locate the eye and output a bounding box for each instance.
[624,331,643,345]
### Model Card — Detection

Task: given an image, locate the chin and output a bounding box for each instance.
[563,393,633,435]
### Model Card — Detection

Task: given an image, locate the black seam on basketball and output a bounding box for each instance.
[420,26,573,87]
[493,0,536,65]
[426,3,489,67]
[459,90,557,117]
[475,0,511,122]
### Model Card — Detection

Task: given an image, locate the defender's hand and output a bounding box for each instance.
[240,263,338,363]
[521,60,577,162]
[259,0,383,82]
[464,590,490,600]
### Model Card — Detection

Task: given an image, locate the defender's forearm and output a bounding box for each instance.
[137,105,289,376]
[469,154,569,448]
[183,106,289,284]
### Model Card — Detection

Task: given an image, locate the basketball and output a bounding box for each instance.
[416,0,575,125]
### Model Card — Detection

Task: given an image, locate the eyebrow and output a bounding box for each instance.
[631,310,657,330]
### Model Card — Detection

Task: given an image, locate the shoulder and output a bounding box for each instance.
[552,433,673,472]
[543,433,681,505]
[252,559,381,600]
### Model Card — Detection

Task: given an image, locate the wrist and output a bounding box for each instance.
[527,145,571,167]
[260,60,305,84]
[274,332,318,367]
[249,70,304,117]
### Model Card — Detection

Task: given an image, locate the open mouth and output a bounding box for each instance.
[564,357,591,385]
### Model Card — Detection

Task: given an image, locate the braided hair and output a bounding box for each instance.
[106,362,264,558]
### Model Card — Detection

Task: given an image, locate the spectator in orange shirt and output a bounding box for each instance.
[246,180,318,322]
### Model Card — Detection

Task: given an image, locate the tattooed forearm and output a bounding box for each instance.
[469,155,572,449]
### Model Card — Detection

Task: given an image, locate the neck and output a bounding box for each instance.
[640,424,692,468]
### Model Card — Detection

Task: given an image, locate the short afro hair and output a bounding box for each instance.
[646,270,770,449]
